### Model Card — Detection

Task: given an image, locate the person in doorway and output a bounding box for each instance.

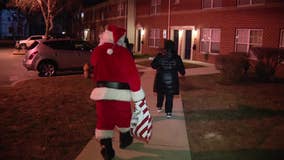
[89,24,149,160]
[151,39,186,118]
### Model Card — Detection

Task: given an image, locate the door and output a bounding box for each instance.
[174,30,179,53]
[185,30,192,59]
[137,29,141,52]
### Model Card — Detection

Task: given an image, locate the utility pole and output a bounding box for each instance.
[167,0,171,39]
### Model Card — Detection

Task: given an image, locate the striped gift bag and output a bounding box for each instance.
[130,98,153,143]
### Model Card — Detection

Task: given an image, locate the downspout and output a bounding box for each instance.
[127,0,135,44]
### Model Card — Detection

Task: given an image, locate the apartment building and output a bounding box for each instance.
[78,0,284,63]
[0,9,28,39]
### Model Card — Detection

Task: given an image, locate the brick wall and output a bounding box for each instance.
[81,0,284,64]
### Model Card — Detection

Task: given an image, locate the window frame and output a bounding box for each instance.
[117,2,125,17]
[235,28,263,59]
[200,28,221,54]
[150,0,161,16]
[237,0,265,7]
[148,28,161,48]
[202,0,222,9]
[174,0,180,5]
[280,29,284,48]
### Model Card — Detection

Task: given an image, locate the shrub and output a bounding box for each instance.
[215,52,250,84]
[250,47,284,81]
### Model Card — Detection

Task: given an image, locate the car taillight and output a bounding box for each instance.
[28,51,38,59]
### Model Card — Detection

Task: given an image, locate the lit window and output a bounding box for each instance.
[280,29,284,48]
[149,28,160,48]
[202,0,222,9]
[200,28,221,54]
[235,29,263,59]
[150,0,161,15]
[237,0,265,6]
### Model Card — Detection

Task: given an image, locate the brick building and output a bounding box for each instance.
[77,0,284,63]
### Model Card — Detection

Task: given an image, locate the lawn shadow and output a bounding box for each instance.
[191,149,284,160]
[186,105,284,121]
[115,142,191,160]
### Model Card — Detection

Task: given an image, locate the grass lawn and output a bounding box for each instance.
[1,72,284,160]
[0,76,96,160]
[180,74,284,160]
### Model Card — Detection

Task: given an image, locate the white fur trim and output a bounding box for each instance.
[90,87,131,101]
[95,129,113,139]
[131,88,145,102]
[107,48,113,55]
[119,127,130,133]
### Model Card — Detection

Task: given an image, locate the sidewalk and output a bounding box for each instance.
[76,61,219,160]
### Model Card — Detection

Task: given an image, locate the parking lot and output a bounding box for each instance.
[0,48,38,87]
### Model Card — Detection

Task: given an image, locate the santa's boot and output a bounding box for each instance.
[100,138,115,160]
[119,131,133,149]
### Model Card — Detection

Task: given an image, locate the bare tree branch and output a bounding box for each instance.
[15,0,82,37]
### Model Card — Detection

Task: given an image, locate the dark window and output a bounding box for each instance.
[44,41,73,50]
[28,41,39,50]
[73,41,93,51]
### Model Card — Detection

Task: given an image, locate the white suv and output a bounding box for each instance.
[23,39,94,77]
[15,35,46,49]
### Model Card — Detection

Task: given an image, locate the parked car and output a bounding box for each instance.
[15,35,47,49]
[23,39,94,77]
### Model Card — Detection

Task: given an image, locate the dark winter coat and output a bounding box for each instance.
[151,51,185,95]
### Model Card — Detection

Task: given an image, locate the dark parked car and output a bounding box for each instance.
[23,39,94,77]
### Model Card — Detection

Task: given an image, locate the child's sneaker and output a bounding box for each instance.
[157,107,162,113]
[166,113,172,119]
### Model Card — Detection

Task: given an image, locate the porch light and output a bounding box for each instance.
[179,30,184,38]
[141,28,145,36]
[193,28,198,39]
[81,12,84,19]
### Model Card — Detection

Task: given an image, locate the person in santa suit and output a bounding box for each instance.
[89,24,145,160]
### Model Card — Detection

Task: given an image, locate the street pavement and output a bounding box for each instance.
[76,59,220,160]
[0,48,38,87]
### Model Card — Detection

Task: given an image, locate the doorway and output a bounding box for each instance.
[137,29,141,52]
[184,30,192,59]
[173,30,179,54]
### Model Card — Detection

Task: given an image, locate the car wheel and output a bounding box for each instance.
[38,62,56,77]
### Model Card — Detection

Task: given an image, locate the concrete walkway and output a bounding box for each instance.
[76,59,219,160]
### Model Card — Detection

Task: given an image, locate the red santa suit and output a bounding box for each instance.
[90,25,145,140]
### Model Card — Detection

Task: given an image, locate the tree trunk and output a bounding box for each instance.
[45,19,49,38]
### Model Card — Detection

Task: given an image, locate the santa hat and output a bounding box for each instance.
[105,24,126,55]
[106,24,126,43]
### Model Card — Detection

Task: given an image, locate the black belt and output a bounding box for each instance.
[96,81,130,89]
